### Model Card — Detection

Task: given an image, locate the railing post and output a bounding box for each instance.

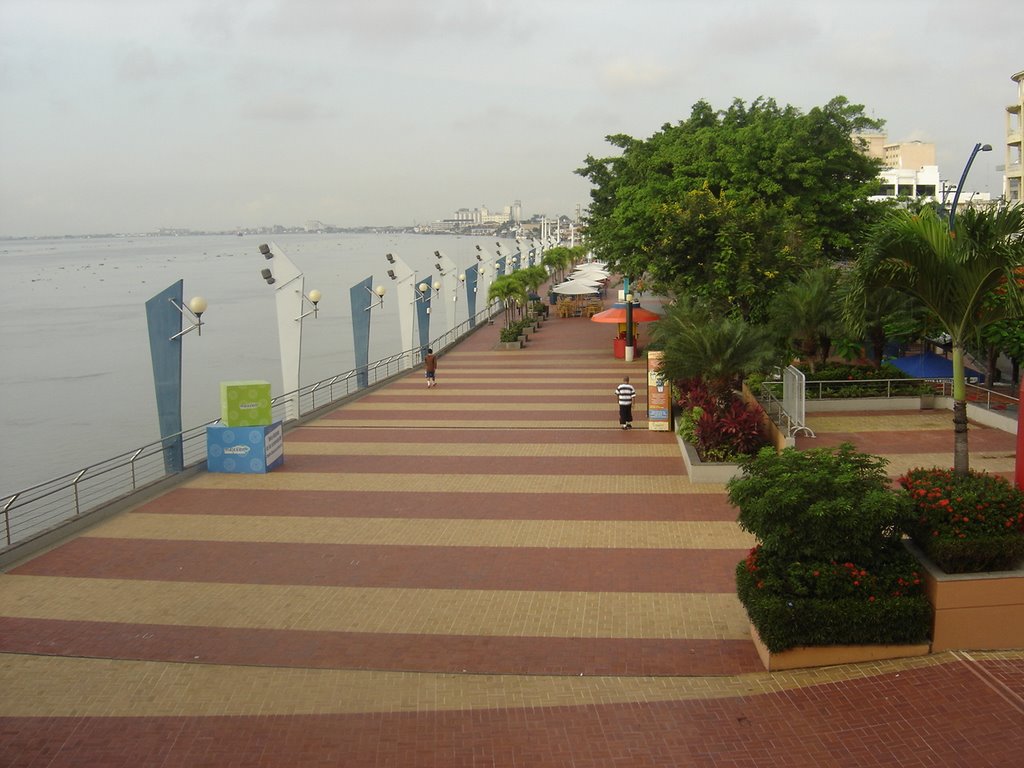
[72,469,87,516]
[2,493,16,546]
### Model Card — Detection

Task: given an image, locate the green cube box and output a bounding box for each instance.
[220,380,272,427]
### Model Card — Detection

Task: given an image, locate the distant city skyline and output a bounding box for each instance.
[1,0,1021,239]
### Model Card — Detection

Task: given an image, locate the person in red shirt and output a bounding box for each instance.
[424,348,438,388]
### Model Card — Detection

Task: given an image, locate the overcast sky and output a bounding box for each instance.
[1,0,1021,237]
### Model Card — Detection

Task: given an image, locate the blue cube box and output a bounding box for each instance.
[206,421,284,474]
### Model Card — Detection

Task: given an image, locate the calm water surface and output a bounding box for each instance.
[0,232,504,496]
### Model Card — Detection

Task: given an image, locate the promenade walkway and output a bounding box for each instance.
[1,299,1022,767]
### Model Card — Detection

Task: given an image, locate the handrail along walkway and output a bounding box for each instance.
[1,306,497,552]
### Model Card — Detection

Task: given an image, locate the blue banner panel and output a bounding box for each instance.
[350,276,373,389]
[145,281,184,474]
[466,266,478,327]
[417,273,433,352]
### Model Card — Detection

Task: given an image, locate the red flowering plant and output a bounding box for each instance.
[731,444,931,653]
[899,467,1024,573]
[674,377,770,462]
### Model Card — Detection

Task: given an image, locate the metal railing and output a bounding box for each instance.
[1,305,498,550]
[935,381,1021,414]
[758,376,1020,442]
[762,376,944,401]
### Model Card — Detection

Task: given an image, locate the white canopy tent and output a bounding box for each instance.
[552,280,601,295]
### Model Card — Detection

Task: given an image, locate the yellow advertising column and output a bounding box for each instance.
[646,350,671,431]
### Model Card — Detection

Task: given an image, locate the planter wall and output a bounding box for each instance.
[750,624,930,672]
[741,384,789,451]
[676,435,742,484]
[494,340,523,350]
[906,541,1024,652]
[805,396,923,413]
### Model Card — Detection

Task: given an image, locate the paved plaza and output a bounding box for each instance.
[1,298,1022,766]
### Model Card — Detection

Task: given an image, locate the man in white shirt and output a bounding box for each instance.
[615,376,636,430]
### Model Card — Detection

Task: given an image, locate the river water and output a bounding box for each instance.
[0,232,508,496]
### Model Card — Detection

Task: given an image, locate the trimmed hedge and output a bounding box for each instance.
[729,444,933,653]
[736,547,932,653]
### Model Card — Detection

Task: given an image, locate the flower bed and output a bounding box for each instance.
[899,468,1024,573]
[675,379,770,463]
[737,546,932,653]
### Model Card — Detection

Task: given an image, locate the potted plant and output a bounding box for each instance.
[730,443,932,669]
[898,467,1024,651]
[497,325,523,349]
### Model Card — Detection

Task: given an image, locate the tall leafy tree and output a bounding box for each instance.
[577,95,885,313]
[853,205,1024,475]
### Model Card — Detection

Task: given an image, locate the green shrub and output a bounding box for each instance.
[676,405,703,444]
[800,362,910,382]
[729,443,931,652]
[899,467,1024,573]
[729,444,915,564]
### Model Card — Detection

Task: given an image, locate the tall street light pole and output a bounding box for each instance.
[948,142,992,232]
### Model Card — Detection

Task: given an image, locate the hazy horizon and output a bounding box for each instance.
[2,0,1021,239]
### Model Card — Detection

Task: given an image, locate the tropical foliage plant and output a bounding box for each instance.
[487,275,528,329]
[729,444,931,653]
[769,266,841,371]
[674,379,769,462]
[852,204,1024,475]
[652,297,779,396]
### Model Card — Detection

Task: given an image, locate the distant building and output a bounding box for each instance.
[883,140,936,170]
[875,165,940,201]
[860,135,941,203]
[1005,69,1024,204]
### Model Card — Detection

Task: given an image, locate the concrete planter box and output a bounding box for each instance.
[750,623,930,672]
[676,435,742,484]
[905,540,1024,652]
[494,340,523,350]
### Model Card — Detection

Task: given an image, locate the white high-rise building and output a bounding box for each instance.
[1004,69,1024,204]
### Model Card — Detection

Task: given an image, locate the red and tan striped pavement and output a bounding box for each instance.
[1,299,1022,767]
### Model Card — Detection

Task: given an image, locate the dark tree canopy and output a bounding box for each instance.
[577,96,884,319]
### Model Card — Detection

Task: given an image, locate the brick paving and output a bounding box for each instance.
[1,289,1022,766]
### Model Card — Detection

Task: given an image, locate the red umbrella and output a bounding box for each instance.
[590,304,662,323]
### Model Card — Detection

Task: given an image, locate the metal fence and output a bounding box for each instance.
[1,306,497,550]
[758,376,1020,441]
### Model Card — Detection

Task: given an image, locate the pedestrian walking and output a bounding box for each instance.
[424,348,438,388]
[615,375,636,429]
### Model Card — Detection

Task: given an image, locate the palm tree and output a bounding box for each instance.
[541,247,576,283]
[769,266,840,372]
[487,275,528,328]
[839,280,923,368]
[853,204,1024,475]
[654,298,778,396]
